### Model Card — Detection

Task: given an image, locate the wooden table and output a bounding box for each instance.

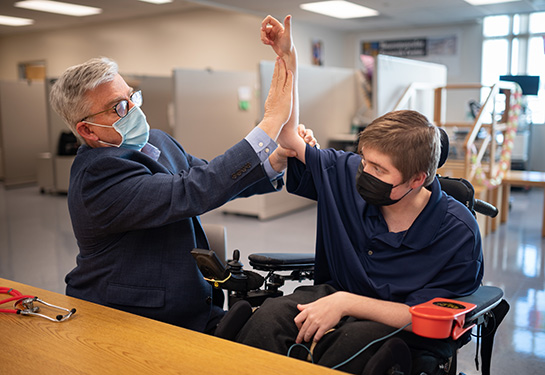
[0,278,341,374]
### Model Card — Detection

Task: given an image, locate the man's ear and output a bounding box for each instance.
[76,121,98,142]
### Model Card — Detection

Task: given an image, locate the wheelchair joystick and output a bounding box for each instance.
[227,249,245,277]
[226,250,265,292]
[191,248,265,294]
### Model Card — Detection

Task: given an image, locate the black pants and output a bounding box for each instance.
[236,284,457,374]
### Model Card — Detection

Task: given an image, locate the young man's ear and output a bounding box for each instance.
[76,121,98,142]
[410,171,428,189]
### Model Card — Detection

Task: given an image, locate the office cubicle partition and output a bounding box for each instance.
[171,59,445,218]
[172,68,257,162]
[259,61,360,147]
[172,66,350,219]
[0,80,49,187]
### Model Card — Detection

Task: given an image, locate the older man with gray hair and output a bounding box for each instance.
[50,56,312,333]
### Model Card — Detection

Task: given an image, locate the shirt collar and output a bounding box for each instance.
[140,142,161,161]
[363,177,446,249]
[78,142,161,162]
[402,177,446,248]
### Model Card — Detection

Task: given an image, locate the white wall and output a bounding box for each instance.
[0,7,349,80]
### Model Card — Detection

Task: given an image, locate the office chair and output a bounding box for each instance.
[193,129,509,375]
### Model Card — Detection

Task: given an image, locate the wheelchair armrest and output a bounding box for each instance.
[455,285,504,326]
[248,253,315,272]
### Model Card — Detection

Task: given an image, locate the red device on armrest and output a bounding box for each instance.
[410,298,477,340]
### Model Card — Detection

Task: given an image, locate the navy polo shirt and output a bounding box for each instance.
[287,145,483,306]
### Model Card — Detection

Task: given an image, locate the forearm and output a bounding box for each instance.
[339,292,413,330]
[277,47,307,162]
[283,46,298,129]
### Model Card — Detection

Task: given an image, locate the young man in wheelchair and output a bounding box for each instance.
[233,16,484,375]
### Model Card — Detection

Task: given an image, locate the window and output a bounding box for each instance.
[529,12,545,33]
[482,12,545,124]
[483,15,509,37]
[482,39,508,85]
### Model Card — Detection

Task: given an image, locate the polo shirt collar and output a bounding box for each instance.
[403,177,446,248]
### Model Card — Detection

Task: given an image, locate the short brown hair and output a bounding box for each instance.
[357,110,440,186]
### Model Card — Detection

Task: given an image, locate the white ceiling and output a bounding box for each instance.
[1,0,545,36]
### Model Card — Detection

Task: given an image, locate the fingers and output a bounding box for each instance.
[261,15,282,45]
[294,307,308,343]
[271,56,280,90]
[279,57,294,102]
[297,124,318,148]
[295,315,328,344]
[269,145,296,173]
[297,124,306,137]
[271,57,287,93]
[296,317,321,344]
[284,68,294,95]
[262,56,293,132]
[261,15,279,31]
[294,304,317,344]
[276,145,297,158]
[272,57,292,94]
[283,15,292,37]
[294,303,306,323]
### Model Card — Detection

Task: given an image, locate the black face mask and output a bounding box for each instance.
[355,163,412,206]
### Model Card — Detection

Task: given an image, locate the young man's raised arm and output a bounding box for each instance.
[261,15,307,162]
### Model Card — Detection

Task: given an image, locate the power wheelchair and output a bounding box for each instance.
[192,129,509,375]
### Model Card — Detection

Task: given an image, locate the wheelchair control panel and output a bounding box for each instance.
[191,248,314,307]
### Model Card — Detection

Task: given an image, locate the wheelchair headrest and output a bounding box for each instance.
[438,127,449,169]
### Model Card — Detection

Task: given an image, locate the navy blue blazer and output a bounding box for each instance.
[65,129,281,331]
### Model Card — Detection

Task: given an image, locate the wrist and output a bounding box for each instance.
[282,47,298,71]
[337,291,364,317]
[257,118,281,141]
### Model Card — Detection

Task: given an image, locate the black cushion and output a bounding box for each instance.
[249,253,315,271]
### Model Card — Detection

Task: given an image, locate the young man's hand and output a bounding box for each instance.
[269,124,318,172]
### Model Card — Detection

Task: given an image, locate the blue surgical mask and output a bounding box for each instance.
[85,105,150,151]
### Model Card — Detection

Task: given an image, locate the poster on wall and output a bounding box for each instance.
[362,34,460,75]
[312,39,323,66]
[362,38,427,57]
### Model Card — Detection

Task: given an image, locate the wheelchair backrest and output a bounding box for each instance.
[436,127,477,216]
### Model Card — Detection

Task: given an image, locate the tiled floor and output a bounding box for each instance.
[1,183,544,374]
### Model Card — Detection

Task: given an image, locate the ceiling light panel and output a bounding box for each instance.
[14,1,102,17]
[138,0,173,4]
[464,0,521,5]
[0,15,34,26]
[300,1,379,19]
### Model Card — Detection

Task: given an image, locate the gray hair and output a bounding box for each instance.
[49,57,119,138]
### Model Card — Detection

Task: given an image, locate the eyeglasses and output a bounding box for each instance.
[81,90,142,122]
